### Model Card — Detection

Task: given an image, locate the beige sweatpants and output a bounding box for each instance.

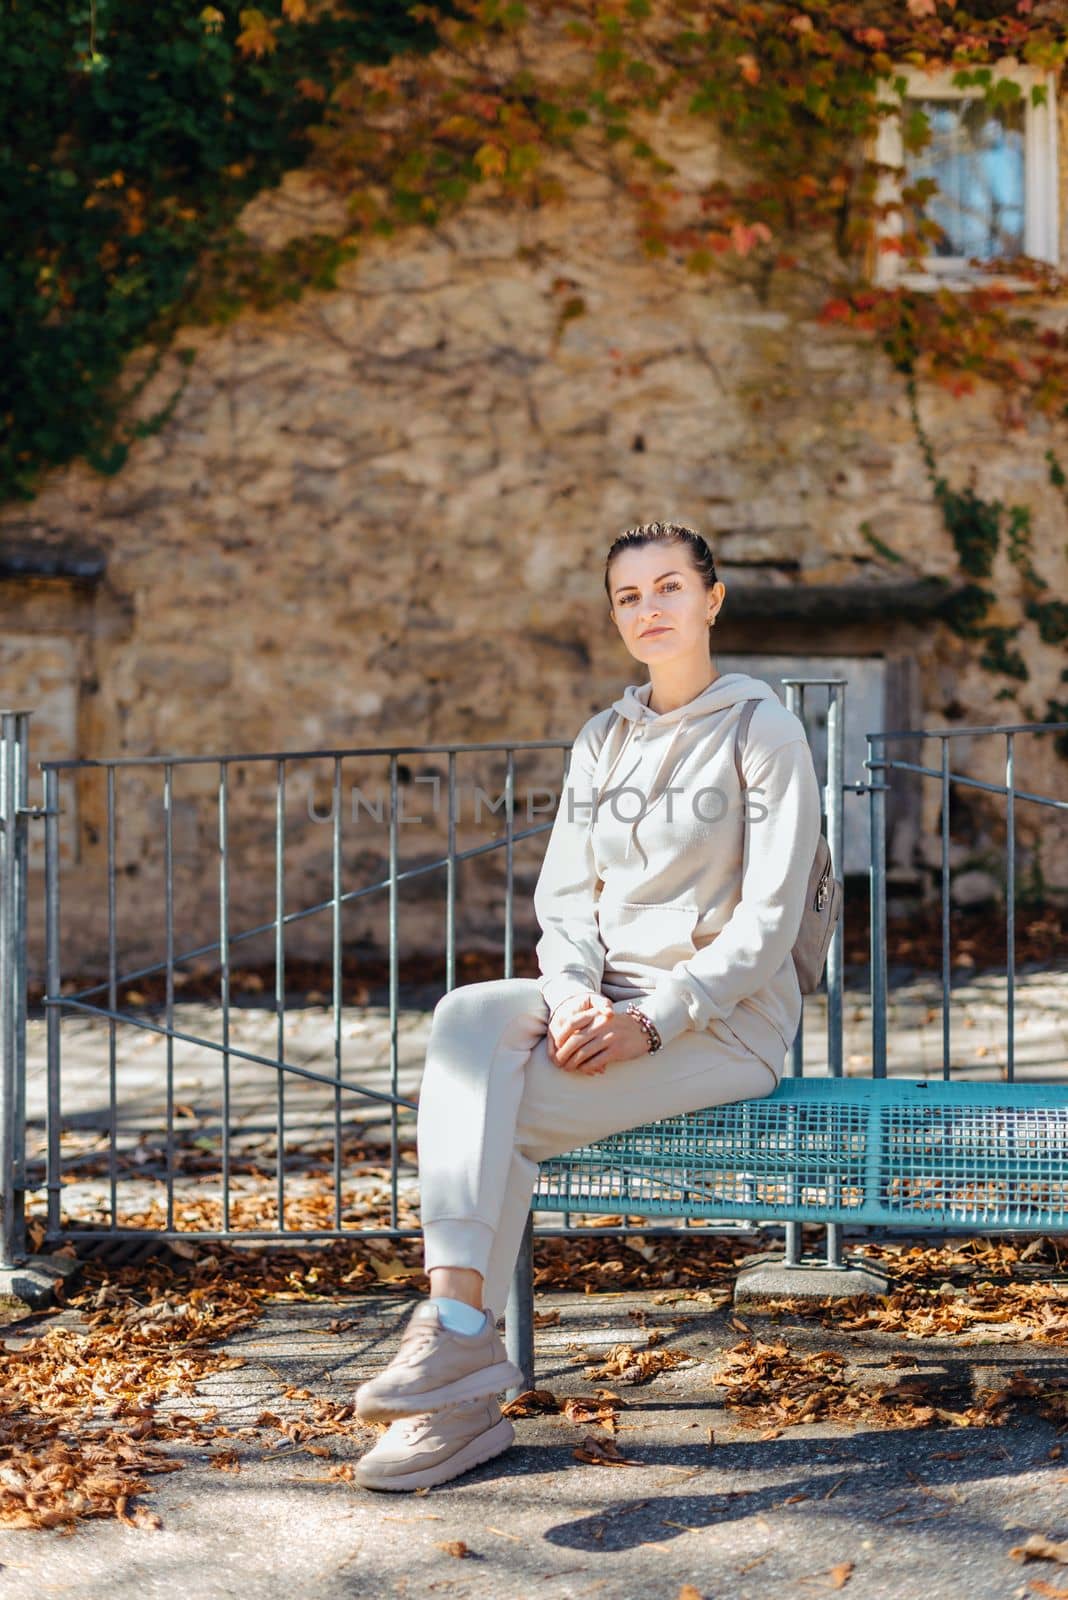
[416,977,781,1317]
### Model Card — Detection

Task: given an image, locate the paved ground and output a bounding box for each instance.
[9,969,1067,1597]
[2,1284,1067,1600]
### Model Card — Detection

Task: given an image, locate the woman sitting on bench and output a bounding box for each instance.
[354,519,822,1491]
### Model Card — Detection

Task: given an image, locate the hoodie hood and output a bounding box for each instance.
[591,672,781,869]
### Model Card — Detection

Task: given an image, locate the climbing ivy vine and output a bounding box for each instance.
[905,374,1068,742]
[0,0,448,501]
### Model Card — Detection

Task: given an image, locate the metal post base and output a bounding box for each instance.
[733,1250,891,1307]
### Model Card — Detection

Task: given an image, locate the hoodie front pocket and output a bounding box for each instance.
[598,898,701,971]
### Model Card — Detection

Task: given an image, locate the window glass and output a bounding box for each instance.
[905,96,1026,259]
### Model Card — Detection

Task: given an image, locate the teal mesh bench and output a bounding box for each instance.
[534,1078,1068,1228]
[505,1077,1068,1385]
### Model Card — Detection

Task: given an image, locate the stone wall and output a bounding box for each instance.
[3,108,1067,983]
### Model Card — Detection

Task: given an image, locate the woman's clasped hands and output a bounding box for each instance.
[545,992,653,1074]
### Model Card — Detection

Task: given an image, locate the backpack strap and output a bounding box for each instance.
[732,697,761,789]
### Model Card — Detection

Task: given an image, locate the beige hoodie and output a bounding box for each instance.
[533,671,823,1081]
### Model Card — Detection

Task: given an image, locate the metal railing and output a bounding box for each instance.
[23,733,574,1257]
[1,696,1065,1270]
[0,710,33,1267]
[866,721,1068,1082]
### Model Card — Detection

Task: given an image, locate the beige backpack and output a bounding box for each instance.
[734,697,843,995]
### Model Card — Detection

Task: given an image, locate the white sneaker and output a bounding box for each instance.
[354,1299,522,1422]
[355,1396,514,1492]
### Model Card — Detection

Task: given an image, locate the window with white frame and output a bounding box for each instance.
[873,60,1059,289]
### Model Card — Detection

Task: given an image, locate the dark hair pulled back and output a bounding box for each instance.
[604,522,719,639]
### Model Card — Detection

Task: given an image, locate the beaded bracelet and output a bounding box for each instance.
[624,1002,662,1054]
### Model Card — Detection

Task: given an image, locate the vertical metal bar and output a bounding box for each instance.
[1005,733,1015,1085]
[781,684,802,1267]
[504,749,515,979]
[11,714,29,1256]
[824,684,845,1270]
[868,733,887,1080]
[106,765,118,1227]
[164,763,175,1233]
[388,754,399,1231]
[0,711,23,1266]
[782,681,805,1081]
[559,746,572,1235]
[446,753,456,994]
[44,766,62,1241]
[332,756,343,1230]
[825,685,845,1081]
[940,736,951,1082]
[275,759,287,1230]
[0,714,11,1266]
[505,1210,535,1394]
[219,762,231,1232]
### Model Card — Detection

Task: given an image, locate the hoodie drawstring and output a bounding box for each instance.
[583,712,694,872]
[623,714,690,869]
[583,719,641,846]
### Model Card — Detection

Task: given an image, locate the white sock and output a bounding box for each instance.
[430,1295,487,1336]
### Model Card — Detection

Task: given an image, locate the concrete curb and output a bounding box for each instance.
[0,1250,83,1322]
[733,1249,893,1306]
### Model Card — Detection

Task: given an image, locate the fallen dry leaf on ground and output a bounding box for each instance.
[562,1393,623,1432]
[583,1340,693,1384]
[1009,1532,1068,1564]
[714,1330,1068,1435]
[572,1433,641,1467]
[500,1388,560,1417]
